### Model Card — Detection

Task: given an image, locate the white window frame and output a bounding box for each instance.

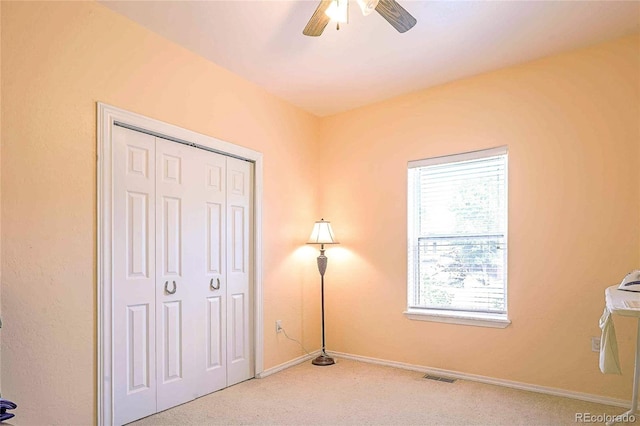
[404,146,511,329]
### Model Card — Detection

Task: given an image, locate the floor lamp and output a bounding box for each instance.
[307,219,339,366]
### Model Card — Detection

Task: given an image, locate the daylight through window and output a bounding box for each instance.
[407,147,508,320]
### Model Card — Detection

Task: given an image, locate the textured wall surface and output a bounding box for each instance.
[319,34,640,401]
[1,2,320,423]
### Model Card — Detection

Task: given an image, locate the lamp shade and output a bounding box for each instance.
[307,219,339,245]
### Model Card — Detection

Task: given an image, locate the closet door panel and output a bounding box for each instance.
[162,300,183,382]
[226,157,254,386]
[230,293,246,362]
[113,126,157,426]
[207,203,223,275]
[194,150,228,397]
[126,304,150,391]
[155,138,197,411]
[230,206,245,273]
[206,296,223,368]
[162,196,182,277]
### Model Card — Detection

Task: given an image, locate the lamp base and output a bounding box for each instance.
[312,354,335,366]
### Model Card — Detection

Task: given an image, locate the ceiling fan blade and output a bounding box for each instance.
[375,0,416,33]
[303,0,333,37]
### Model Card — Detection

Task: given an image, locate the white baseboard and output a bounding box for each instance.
[256,350,321,379]
[329,351,631,409]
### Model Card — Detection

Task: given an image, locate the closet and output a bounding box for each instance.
[111,125,253,425]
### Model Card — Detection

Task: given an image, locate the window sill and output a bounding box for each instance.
[403,309,511,329]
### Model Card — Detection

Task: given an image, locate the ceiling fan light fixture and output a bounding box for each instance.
[356,0,379,16]
[325,0,349,23]
[303,0,416,37]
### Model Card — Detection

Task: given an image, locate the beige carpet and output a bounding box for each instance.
[132,358,635,425]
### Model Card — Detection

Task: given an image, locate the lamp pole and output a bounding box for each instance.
[307,218,337,366]
[313,243,335,366]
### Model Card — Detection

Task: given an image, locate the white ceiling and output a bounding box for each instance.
[100,1,640,117]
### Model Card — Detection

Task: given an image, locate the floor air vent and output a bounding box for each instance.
[423,374,457,383]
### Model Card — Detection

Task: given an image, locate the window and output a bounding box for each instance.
[406,147,509,328]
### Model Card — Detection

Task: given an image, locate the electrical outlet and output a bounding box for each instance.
[276,320,283,333]
[591,337,601,352]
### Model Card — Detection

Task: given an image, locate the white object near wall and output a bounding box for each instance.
[98,103,264,426]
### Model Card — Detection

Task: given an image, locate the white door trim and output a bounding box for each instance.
[97,103,264,426]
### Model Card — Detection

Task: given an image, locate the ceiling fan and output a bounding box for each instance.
[303,0,417,36]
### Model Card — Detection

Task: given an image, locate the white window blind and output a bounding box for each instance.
[408,147,508,316]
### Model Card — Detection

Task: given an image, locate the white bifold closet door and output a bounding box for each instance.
[112,126,253,426]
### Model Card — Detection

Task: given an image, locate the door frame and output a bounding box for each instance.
[96,103,264,426]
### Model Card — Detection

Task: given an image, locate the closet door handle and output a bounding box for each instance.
[165,280,177,295]
[210,278,221,291]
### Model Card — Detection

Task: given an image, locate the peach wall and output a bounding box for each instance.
[319,34,640,400]
[2,0,639,423]
[1,1,319,424]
